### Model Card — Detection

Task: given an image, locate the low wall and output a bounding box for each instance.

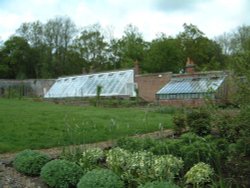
[158,98,228,107]
[0,79,55,97]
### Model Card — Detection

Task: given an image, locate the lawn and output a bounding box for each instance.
[0,98,172,153]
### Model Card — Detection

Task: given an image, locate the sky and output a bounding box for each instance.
[0,0,249,42]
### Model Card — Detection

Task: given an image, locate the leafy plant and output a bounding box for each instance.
[78,147,104,172]
[187,109,211,136]
[77,168,124,188]
[106,147,183,186]
[185,162,214,187]
[106,147,130,175]
[40,159,83,188]
[138,181,180,188]
[13,149,50,176]
[173,113,187,135]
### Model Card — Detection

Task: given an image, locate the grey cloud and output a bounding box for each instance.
[152,0,208,12]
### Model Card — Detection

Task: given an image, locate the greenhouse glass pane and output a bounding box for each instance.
[44,70,135,98]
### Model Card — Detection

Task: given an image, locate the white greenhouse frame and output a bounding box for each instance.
[44,69,136,98]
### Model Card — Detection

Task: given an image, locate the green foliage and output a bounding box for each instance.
[139,181,180,188]
[177,23,224,71]
[143,36,185,73]
[95,85,102,106]
[117,133,223,172]
[79,147,104,172]
[40,159,83,188]
[185,162,214,186]
[13,149,50,176]
[187,109,211,136]
[106,147,130,175]
[173,113,187,134]
[77,168,124,188]
[106,147,183,185]
[116,137,155,152]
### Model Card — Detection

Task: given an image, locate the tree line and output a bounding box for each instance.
[0,16,249,79]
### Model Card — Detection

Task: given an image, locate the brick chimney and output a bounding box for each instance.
[134,60,140,75]
[185,57,195,74]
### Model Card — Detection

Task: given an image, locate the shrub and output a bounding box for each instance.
[107,148,183,185]
[78,147,104,172]
[106,147,130,175]
[173,113,187,135]
[40,159,83,188]
[179,133,218,170]
[187,109,211,136]
[138,181,180,188]
[77,168,124,188]
[116,137,156,152]
[185,162,214,186]
[13,149,50,176]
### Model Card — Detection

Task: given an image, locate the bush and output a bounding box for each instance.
[179,133,219,170]
[79,147,104,172]
[173,113,187,135]
[187,109,211,136]
[185,162,214,186]
[107,148,183,185]
[106,147,130,175]
[77,169,124,188]
[41,159,83,188]
[138,181,180,188]
[13,149,50,176]
[116,137,156,152]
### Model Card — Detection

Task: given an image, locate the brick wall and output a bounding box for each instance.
[135,72,172,102]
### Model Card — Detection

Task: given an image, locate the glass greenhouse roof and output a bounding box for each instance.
[157,75,226,95]
[44,69,135,98]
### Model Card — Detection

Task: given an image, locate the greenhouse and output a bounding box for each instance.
[156,75,227,100]
[44,69,136,98]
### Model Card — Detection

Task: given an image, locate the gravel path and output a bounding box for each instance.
[0,129,175,188]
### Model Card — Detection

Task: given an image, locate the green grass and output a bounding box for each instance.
[0,98,172,153]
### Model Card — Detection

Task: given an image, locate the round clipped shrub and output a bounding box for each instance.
[185,162,214,186]
[139,181,180,188]
[77,169,124,188]
[13,149,50,176]
[41,159,83,188]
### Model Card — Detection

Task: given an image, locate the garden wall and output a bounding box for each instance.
[0,79,55,97]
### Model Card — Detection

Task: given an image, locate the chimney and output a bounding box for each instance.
[185,57,195,74]
[134,60,140,75]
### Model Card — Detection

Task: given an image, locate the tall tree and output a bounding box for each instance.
[0,36,34,79]
[178,23,224,70]
[118,24,147,68]
[74,24,108,72]
[44,16,77,77]
[143,35,185,73]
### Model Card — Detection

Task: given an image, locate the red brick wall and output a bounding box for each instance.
[135,73,172,102]
[158,99,226,107]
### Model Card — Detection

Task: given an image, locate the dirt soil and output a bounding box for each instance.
[0,129,175,188]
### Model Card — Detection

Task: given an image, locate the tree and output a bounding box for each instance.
[0,36,34,79]
[74,24,108,72]
[143,36,185,73]
[44,16,77,77]
[177,23,224,71]
[118,24,147,68]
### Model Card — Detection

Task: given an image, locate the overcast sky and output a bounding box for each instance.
[0,0,249,41]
